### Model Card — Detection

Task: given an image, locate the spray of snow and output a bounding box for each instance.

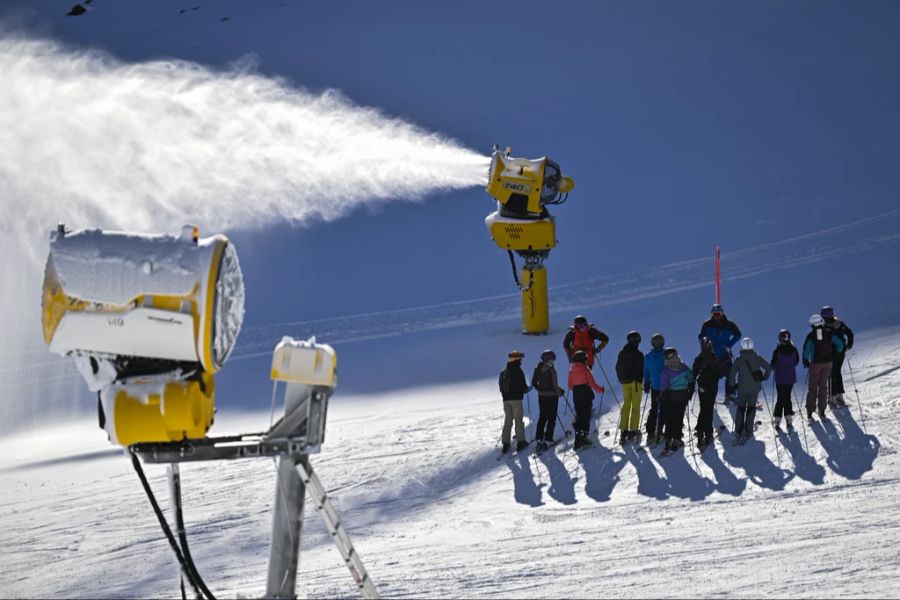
[0,35,488,428]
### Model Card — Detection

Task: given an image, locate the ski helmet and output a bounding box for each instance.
[740,337,754,351]
[821,305,835,319]
[574,315,588,328]
[572,350,588,363]
[650,333,665,349]
[663,347,678,359]
[778,329,791,343]
[809,314,824,327]
[711,303,724,316]
[508,350,525,361]
[540,349,557,362]
[700,336,713,351]
[626,331,641,345]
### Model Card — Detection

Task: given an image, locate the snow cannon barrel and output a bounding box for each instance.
[485,147,574,219]
[42,225,245,371]
[41,225,245,446]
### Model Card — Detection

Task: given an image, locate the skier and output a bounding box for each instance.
[531,349,565,451]
[770,329,800,431]
[499,350,530,453]
[615,331,645,444]
[567,350,606,450]
[642,333,666,445]
[727,337,772,444]
[821,306,854,408]
[659,347,695,453]
[692,336,719,451]
[563,315,609,368]
[803,314,844,420]
[698,304,742,403]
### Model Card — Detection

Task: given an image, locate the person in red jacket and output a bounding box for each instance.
[568,350,606,450]
[563,315,610,369]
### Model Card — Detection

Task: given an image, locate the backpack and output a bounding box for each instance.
[499,369,512,396]
[533,366,554,393]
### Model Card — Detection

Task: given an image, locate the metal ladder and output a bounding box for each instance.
[296,460,379,599]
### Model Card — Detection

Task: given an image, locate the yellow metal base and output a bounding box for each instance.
[521,265,549,334]
[110,372,216,446]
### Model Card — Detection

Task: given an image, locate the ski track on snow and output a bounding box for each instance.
[1,328,899,598]
[3,209,898,392]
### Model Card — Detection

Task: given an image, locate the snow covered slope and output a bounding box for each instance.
[1,326,897,598]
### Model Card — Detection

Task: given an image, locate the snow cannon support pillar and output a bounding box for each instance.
[266,337,337,599]
[521,264,549,334]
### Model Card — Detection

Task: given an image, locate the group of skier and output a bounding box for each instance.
[498,305,855,457]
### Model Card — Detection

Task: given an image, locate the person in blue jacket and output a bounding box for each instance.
[698,304,742,403]
[642,333,666,445]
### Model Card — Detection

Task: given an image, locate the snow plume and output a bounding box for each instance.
[0,35,488,429]
[0,36,488,240]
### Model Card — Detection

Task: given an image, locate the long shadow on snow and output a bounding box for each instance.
[711,405,793,491]
[699,442,746,497]
[652,442,716,501]
[622,444,668,500]
[777,429,826,485]
[810,409,880,480]
[537,445,577,505]
[719,432,793,491]
[506,451,544,507]
[576,442,625,503]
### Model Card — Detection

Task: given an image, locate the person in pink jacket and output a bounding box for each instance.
[568,350,606,450]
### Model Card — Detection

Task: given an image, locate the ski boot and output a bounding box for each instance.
[516,440,529,452]
[502,442,511,454]
[786,416,795,431]
[773,416,784,435]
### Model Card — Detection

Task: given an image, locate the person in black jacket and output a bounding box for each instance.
[821,306,854,408]
[531,350,565,450]
[615,331,644,444]
[499,350,530,453]
[802,315,845,419]
[692,336,720,451]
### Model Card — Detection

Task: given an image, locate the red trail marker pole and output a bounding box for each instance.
[715,246,721,304]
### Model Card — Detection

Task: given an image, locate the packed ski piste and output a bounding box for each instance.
[497,305,858,460]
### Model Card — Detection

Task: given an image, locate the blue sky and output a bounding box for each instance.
[8,1,899,317]
[4,1,900,416]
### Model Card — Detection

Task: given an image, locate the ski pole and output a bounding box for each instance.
[790,386,810,454]
[595,357,622,442]
[846,355,867,435]
[525,391,535,443]
[556,412,572,438]
[564,390,575,418]
[685,391,700,472]
[639,390,650,438]
[761,385,782,469]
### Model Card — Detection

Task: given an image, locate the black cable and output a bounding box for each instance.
[507,251,534,292]
[130,451,205,599]
[173,479,216,600]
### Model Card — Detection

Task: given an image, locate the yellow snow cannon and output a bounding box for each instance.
[484,146,574,334]
[41,224,245,446]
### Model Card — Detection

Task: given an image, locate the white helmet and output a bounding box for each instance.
[809,314,824,327]
[740,337,754,351]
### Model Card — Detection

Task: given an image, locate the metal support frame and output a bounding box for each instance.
[132,376,378,600]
